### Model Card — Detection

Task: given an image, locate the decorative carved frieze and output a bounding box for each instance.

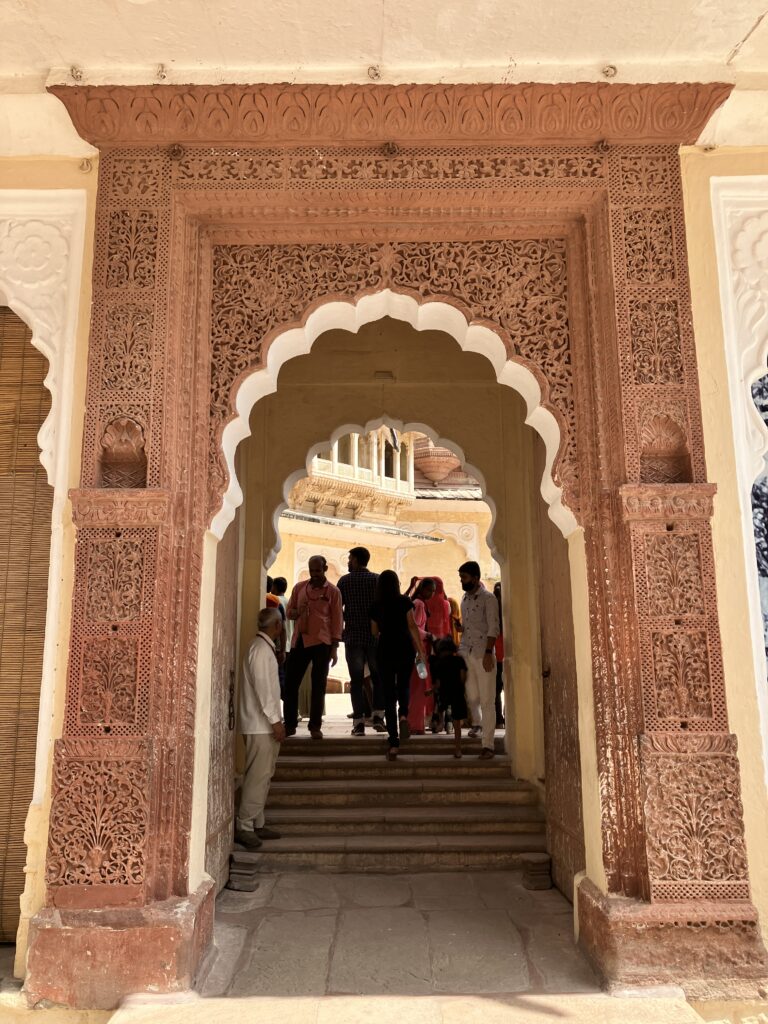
[639,733,749,902]
[46,738,149,896]
[619,484,716,521]
[172,147,608,189]
[50,83,731,146]
[70,488,172,526]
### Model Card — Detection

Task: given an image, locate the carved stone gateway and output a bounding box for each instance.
[25,82,768,1007]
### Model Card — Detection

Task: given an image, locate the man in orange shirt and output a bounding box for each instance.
[283,555,343,739]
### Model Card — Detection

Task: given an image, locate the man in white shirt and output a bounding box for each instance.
[236,606,286,850]
[457,560,500,760]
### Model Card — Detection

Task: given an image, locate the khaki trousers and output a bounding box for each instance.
[237,732,280,830]
[464,653,497,751]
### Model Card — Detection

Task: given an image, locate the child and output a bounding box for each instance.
[429,637,468,758]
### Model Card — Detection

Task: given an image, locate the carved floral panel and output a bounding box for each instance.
[644,533,704,618]
[78,637,138,727]
[622,208,676,285]
[640,735,749,901]
[85,537,145,622]
[618,153,670,196]
[111,157,163,201]
[106,210,158,290]
[46,739,148,889]
[629,297,683,384]
[651,630,712,721]
[102,304,154,391]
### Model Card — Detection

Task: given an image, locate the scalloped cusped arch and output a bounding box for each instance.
[211,290,576,541]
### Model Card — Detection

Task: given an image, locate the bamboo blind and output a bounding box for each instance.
[0,307,52,943]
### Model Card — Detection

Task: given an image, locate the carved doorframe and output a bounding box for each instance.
[25,83,768,1008]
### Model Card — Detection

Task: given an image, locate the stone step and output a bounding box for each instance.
[266,803,546,835]
[230,834,549,877]
[273,755,513,781]
[266,777,538,808]
[279,735,506,757]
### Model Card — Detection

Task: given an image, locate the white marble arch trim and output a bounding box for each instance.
[711,174,768,784]
[270,418,496,569]
[212,289,576,543]
[0,189,87,805]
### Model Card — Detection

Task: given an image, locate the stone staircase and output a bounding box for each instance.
[229,733,548,889]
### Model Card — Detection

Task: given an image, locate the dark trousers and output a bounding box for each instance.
[284,635,331,732]
[495,660,505,725]
[346,641,383,721]
[377,645,413,748]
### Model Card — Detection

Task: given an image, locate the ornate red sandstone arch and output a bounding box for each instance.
[209,289,577,542]
[24,82,768,1008]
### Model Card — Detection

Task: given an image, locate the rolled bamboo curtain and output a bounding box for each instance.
[0,307,52,943]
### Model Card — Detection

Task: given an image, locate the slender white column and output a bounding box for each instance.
[331,439,339,472]
[380,431,387,479]
[371,431,379,482]
[407,440,415,490]
[394,439,402,482]
[351,433,360,476]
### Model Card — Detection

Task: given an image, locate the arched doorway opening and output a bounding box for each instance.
[197,316,589,917]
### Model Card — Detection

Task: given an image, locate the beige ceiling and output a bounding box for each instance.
[1,0,768,90]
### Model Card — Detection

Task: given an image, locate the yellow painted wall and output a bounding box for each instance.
[681,145,768,946]
[0,157,98,972]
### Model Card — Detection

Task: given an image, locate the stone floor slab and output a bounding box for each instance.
[266,872,341,911]
[214,877,278,915]
[427,909,530,993]
[199,923,249,997]
[408,873,479,911]
[523,917,600,993]
[331,874,413,908]
[229,911,336,997]
[329,907,432,995]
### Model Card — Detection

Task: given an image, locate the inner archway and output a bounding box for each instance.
[196,317,591,927]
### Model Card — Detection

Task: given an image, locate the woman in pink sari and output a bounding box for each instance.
[407,577,436,734]
[424,577,452,642]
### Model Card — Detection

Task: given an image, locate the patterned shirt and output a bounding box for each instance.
[459,585,500,657]
[337,568,379,646]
